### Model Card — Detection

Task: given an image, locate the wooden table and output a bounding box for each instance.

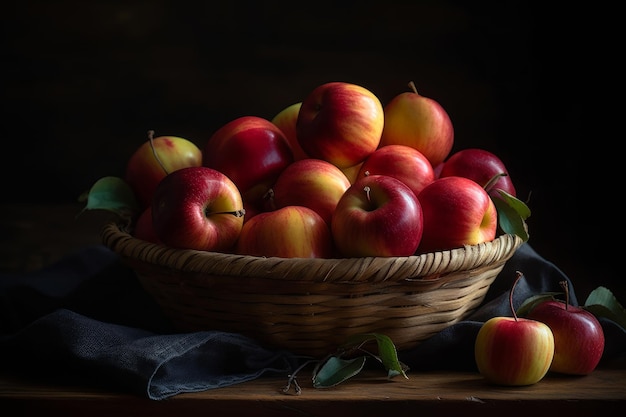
[2,367,625,416]
[1,203,625,416]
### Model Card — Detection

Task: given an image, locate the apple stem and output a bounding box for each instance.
[147,130,169,176]
[408,81,418,94]
[364,185,372,204]
[211,209,246,218]
[560,280,570,311]
[510,271,524,321]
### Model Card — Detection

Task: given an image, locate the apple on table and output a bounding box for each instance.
[475,271,555,386]
[526,280,605,375]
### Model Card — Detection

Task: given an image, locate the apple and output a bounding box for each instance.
[133,206,162,244]
[379,81,454,168]
[416,176,497,253]
[475,271,555,386]
[331,174,423,257]
[202,116,294,218]
[526,281,605,375]
[151,166,245,252]
[271,102,309,161]
[341,162,363,184]
[439,148,517,199]
[235,205,333,258]
[269,158,351,225]
[355,144,435,197]
[125,132,202,210]
[297,81,384,169]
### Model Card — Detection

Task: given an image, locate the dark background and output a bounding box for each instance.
[1,1,621,300]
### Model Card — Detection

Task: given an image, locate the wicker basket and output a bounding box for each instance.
[102,222,523,357]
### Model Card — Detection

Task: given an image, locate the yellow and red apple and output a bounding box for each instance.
[125,134,202,210]
[356,144,435,197]
[271,102,309,161]
[416,176,497,253]
[475,272,555,386]
[297,81,384,169]
[269,158,351,225]
[475,316,555,386]
[380,81,454,168]
[235,205,334,258]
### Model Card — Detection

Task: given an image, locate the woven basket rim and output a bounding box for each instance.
[101,222,524,284]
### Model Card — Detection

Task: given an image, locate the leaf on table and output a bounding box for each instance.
[312,356,366,388]
[77,176,139,221]
[340,333,408,379]
[584,286,626,329]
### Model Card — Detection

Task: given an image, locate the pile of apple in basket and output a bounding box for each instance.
[83,80,529,258]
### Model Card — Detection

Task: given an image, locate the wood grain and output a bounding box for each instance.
[1,368,625,416]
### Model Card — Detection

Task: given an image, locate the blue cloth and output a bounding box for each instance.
[1,244,624,399]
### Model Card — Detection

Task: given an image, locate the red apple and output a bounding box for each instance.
[297,81,384,169]
[271,102,309,161]
[125,133,202,210]
[439,148,516,198]
[202,116,294,218]
[475,271,555,386]
[151,166,245,252]
[331,174,423,257]
[379,81,454,168]
[355,144,435,197]
[416,176,497,253]
[133,206,162,244]
[235,205,333,258]
[526,282,605,375]
[269,158,351,225]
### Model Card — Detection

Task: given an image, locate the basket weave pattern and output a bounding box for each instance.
[102,222,523,357]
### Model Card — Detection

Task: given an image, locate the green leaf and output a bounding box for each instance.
[312,356,367,388]
[339,333,408,379]
[517,292,562,317]
[493,191,530,241]
[77,176,140,221]
[584,286,626,329]
[497,189,531,220]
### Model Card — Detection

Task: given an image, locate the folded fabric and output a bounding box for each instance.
[1,244,624,399]
[1,309,298,399]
